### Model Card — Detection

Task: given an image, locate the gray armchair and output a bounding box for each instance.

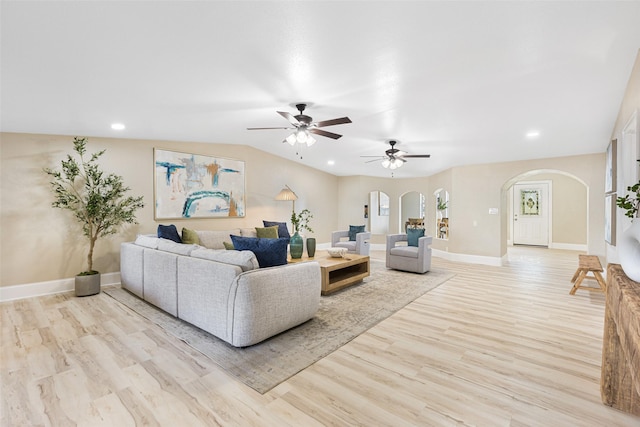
[386,233,433,273]
[331,230,371,256]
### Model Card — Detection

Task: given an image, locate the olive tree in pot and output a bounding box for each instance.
[44,137,144,296]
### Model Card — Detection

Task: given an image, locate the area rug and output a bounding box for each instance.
[104,260,454,394]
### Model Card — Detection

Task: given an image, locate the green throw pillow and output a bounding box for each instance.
[255,225,279,239]
[181,227,200,245]
[223,241,235,250]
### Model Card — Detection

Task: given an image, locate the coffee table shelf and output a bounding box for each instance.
[288,251,370,295]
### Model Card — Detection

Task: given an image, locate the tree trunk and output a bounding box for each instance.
[87,235,97,272]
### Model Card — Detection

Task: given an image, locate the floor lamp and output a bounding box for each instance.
[275,185,298,233]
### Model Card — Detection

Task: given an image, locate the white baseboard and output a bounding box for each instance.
[432,249,503,267]
[548,242,587,251]
[2,244,508,301]
[0,272,121,302]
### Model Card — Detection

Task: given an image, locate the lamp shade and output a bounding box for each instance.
[275,185,298,201]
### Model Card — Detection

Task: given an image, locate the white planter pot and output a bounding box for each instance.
[619,220,640,282]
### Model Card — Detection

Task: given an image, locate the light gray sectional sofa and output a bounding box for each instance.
[120,228,321,347]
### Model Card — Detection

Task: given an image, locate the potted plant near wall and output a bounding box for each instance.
[616,179,640,282]
[44,137,144,296]
[290,208,313,259]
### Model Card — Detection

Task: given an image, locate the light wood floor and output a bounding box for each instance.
[2,247,639,426]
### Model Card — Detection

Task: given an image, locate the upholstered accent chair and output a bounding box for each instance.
[386,233,433,273]
[331,228,371,256]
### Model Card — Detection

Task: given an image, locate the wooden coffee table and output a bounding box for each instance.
[289,251,370,295]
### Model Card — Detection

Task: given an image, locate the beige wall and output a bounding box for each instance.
[0,133,339,287]
[336,154,604,259]
[607,50,640,263]
[337,176,430,245]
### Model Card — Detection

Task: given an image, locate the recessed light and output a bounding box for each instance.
[327,160,335,166]
[526,131,540,138]
[111,123,125,130]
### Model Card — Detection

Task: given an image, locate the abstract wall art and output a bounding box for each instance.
[154,149,245,219]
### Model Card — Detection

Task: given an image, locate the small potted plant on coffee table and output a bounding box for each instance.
[290,208,313,259]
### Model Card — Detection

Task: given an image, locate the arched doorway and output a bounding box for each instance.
[501,169,589,255]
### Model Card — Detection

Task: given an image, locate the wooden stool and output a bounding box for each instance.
[570,254,606,295]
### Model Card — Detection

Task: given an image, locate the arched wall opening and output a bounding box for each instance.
[500,169,589,255]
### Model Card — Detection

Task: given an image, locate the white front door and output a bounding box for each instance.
[513,182,550,246]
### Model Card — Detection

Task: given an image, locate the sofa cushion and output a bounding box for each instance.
[135,234,159,249]
[407,228,425,247]
[158,224,182,243]
[196,229,240,249]
[157,238,199,256]
[191,248,259,272]
[335,241,356,251]
[181,227,201,245]
[349,225,366,241]
[263,220,291,240]
[230,235,288,268]
[390,246,419,258]
[240,228,257,238]
[255,225,279,239]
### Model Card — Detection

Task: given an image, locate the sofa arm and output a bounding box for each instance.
[355,232,371,255]
[418,235,433,250]
[331,230,349,246]
[227,262,321,347]
[386,233,408,248]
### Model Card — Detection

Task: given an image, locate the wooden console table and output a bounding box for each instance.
[601,263,640,416]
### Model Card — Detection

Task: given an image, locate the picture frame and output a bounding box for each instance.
[605,139,617,194]
[154,148,245,219]
[604,193,616,245]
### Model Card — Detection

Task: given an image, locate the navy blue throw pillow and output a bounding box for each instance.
[158,224,182,243]
[348,225,365,241]
[263,220,291,241]
[407,228,425,247]
[230,235,288,268]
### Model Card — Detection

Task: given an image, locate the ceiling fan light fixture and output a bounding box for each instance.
[285,133,297,145]
[381,158,391,168]
[393,158,404,168]
[296,128,308,143]
[306,134,316,147]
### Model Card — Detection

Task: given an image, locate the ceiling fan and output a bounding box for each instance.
[361,140,431,169]
[247,103,352,146]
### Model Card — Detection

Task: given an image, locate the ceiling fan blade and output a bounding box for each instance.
[309,128,342,139]
[360,155,384,157]
[247,126,292,130]
[314,117,352,127]
[401,154,431,158]
[277,111,300,126]
[364,158,383,163]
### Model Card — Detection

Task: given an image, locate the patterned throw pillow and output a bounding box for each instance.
[407,228,425,247]
[230,235,288,268]
[262,220,291,240]
[255,225,279,239]
[157,224,182,243]
[348,225,366,241]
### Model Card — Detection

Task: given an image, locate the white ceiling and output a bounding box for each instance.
[2,1,639,178]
